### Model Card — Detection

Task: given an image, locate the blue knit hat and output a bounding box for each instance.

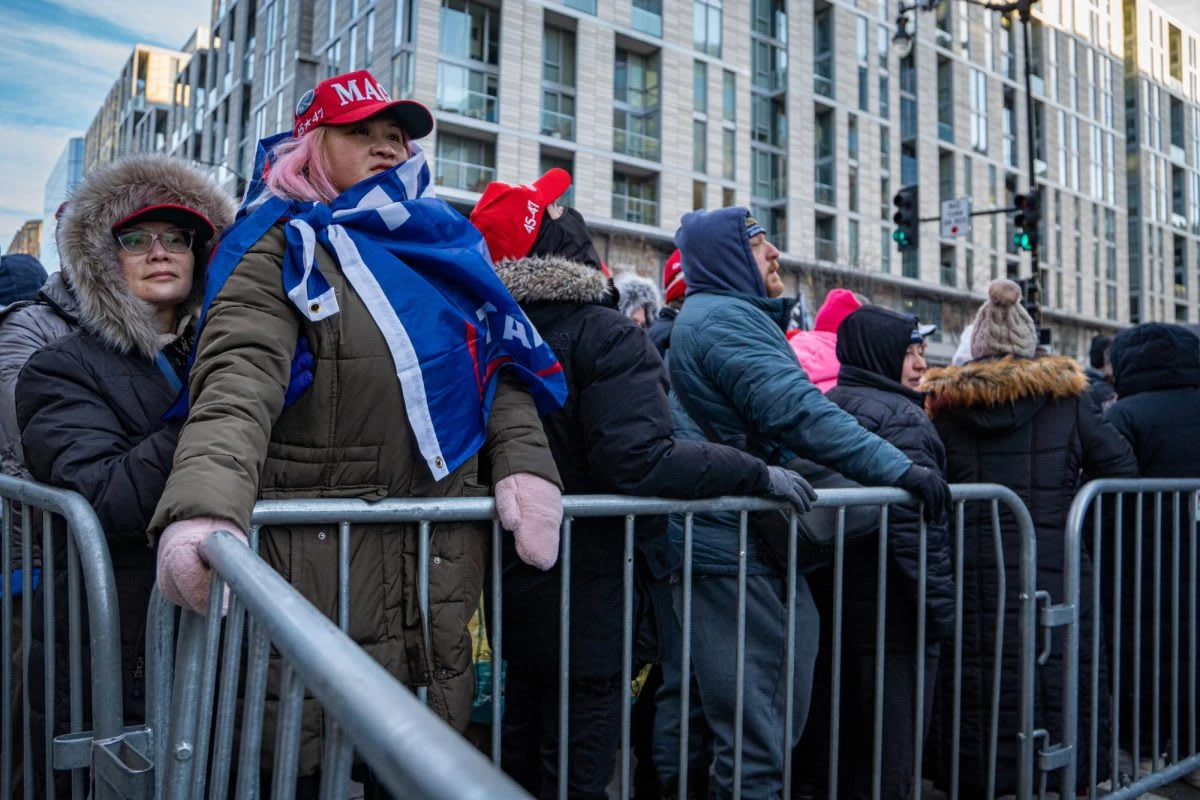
[0,254,48,306]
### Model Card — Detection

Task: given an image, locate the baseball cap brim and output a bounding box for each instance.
[532,168,571,205]
[326,99,435,140]
[918,323,938,338]
[110,203,216,243]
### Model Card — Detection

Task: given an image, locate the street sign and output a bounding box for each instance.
[941,197,971,238]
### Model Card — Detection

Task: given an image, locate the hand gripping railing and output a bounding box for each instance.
[159,529,530,800]
[1061,478,1200,800]
[0,474,151,800]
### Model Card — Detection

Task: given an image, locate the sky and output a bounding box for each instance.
[0,0,210,252]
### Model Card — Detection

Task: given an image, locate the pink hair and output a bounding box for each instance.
[266,128,340,203]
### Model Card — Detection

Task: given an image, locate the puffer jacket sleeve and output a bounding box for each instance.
[701,305,911,486]
[1105,401,1137,454]
[17,344,178,544]
[484,372,562,488]
[1080,393,1139,478]
[0,304,62,466]
[582,316,770,497]
[149,227,298,539]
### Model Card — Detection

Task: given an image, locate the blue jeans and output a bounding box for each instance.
[674,572,819,800]
[651,574,712,786]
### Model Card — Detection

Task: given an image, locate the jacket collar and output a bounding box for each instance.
[699,289,795,332]
[493,255,614,306]
[921,355,1088,418]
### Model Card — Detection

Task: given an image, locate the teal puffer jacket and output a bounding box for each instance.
[667,290,912,575]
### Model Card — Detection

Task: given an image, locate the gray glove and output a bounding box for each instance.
[765,466,819,513]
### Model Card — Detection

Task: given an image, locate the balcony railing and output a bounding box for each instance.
[437,85,499,123]
[541,109,576,141]
[436,158,496,193]
[754,70,788,94]
[814,66,834,100]
[815,181,835,207]
[613,127,661,161]
[1175,282,1188,299]
[815,237,836,263]
[631,6,662,36]
[613,195,659,226]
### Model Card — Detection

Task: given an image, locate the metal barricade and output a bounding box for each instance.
[144,486,1045,800]
[1060,478,1200,799]
[154,525,529,800]
[1,474,150,800]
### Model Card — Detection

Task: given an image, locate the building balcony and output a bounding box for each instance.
[814,68,834,100]
[753,70,788,95]
[541,109,576,141]
[435,158,496,193]
[613,195,659,226]
[437,85,498,123]
[631,6,662,37]
[814,181,835,207]
[614,127,661,161]
[1176,283,1188,300]
[815,237,836,262]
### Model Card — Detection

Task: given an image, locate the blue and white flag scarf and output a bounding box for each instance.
[173,133,567,481]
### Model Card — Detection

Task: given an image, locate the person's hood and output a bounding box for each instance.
[835,305,915,385]
[921,355,1088,432]
[814,289,862,333]
[57,155,235,358]
[614,272,662,323]
[493,255,615,306]
[0,254,48,306]
[1110,323,1200,398]
[789,329,839,392]
[675,207,765,297]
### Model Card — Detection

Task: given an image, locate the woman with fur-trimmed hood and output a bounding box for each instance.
[14,155,234,796]
[470,170,815,799]
[920,280,1137,798]
[614,270,662,328]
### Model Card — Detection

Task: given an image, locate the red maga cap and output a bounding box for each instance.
[110,203,216,243]
[469,169,572,263]
[293,69,434,140]
[662,249,686,303]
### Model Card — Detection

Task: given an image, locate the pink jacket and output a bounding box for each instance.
[789,330,840,393]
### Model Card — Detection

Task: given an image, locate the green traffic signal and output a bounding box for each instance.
[893,230,908,245]
[1012,231,1032,251]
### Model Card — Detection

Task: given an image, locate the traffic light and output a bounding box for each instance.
[892,185,919,251]
[1011,189,1041,252]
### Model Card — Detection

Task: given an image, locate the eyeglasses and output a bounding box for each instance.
[115,229,194,254]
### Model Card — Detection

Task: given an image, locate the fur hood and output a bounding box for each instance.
[922,355,1088,419]
[614,272,662,322]
[494,255,614,306]
[58,156,235,359]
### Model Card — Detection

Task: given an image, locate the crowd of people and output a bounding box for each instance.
[2,66,1199,800]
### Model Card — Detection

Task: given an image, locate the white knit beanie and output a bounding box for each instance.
[970,279,1038,359]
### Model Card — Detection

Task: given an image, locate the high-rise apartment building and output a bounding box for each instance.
[139,0,1200,357]
[5,220,43,259]
[40,137,85,273]
[84,44,193,172]
[1122,0,1200,326]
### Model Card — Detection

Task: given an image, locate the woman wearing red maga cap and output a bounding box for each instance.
[148,70,564,794]
[14,155,234,797]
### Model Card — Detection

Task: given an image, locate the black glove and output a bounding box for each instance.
[897,464,951,523]
[765,466,819,514]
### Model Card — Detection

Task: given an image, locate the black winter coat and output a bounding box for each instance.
[1104,322,1200,756]
[646,305,677,357]
[828,367,955,648]
[920,355,1138,796]
[16,328,187,785]
[492,256,772,676]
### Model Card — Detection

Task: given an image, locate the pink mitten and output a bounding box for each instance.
[156,517,248,615]
[494,473,563,571]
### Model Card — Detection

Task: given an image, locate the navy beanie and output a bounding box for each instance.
[0,254,48,306]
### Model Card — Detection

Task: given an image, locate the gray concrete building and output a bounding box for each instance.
[1122,0,1200,326]
[144,0,1176,358]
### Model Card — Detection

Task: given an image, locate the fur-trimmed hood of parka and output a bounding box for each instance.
[921,354,1088,431]
[58,156,235,359]
[493,255,615,306]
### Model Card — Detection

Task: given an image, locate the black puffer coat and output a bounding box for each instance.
[1104,323,1200,756]
[13,155,233,797]
[826,306,955,648]
[920,355,1138,796]
[493,255,773,677]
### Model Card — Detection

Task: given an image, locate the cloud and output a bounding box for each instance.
[0,0,209,247]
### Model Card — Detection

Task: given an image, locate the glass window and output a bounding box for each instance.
[613,171,659,225]
[435,133,496,192]
[694,120,707,173]
[694,60,708,113]
[694,0,723,57]
[723,70,736,120]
